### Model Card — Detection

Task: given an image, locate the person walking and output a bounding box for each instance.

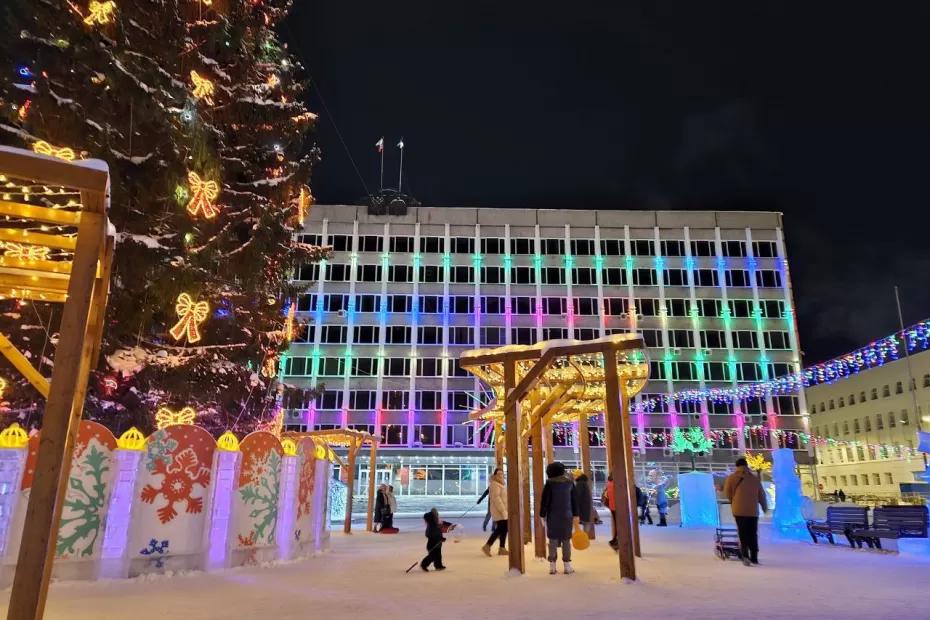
[655,478,668,527]
[477,483,493,532]
[540,462,579,574]
[723,457,768,566]
[573,471,596,538]
[603,474,618,550]
[635,485,653,525]
[838,489,846,503]
[481,468,508,556]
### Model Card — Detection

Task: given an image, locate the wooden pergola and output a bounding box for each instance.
[460,334,649,581]
[0,146,114,619]
[290,428,379,534]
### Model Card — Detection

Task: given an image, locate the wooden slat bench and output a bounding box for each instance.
[807,505,869,547]
[849,505,929,550]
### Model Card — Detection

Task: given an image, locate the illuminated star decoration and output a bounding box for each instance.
[169,293,209,344]
[185,171,220,219]
[189,70,215,105]
[32,140,76,161]
[3,242,51,262]
[83,0,117,26]
[155,406,197,429]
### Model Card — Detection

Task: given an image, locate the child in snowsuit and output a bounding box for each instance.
[420,508,453,571]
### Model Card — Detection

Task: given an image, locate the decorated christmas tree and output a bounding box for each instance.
[670,426,714,471]
[0,0,327,436]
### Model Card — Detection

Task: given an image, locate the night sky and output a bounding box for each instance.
[282,2,930,364]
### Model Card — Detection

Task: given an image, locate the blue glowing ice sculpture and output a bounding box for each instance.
[678,471,718,527]
[771,448,807,539]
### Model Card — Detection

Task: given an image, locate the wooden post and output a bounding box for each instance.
[365,441,378,532]
[8,211,104,620]
[603,347,636,581]
[579,413,594,539]
[620,385,641,558]
[494,421,504,470]
[521,432,531,542]
[503,358,525,573]
[543,420,555,464]
[531,419,546,558]
[343,441,357,534]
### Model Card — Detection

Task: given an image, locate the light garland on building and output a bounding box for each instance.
[169,293,209,344]
[185,171,219,219]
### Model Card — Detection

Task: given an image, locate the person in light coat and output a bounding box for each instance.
[481,468,509,556]
[723,457,768,566]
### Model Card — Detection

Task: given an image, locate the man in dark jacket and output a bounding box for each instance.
[420,508,452,571]
[539,462,579,575]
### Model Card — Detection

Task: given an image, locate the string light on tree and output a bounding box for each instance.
[189,70,215,104]
[155,406,197,429]
[32,140,76,161]
[745,451,772,480]
[83,1,117,26]
[185,171,219,219]
[671,426,714,471]
[169,293,209,344]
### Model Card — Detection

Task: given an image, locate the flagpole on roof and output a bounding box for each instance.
[375,137,385,191]
[397,137,405,193]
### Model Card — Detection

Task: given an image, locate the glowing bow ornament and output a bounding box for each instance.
[169,293,209,344]
[185,171,220,219]
[3,242,50,262]
[83,0,117,25]
[155,406,197,429]
[190,70,215,104]
[32,140,76,161]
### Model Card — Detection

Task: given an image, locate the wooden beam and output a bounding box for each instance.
[0,332,49,397]
[0,272,70,294]
[87,234,114,367]
[503,358,525,574]
[0,149,109,195]
[0,200,82,226]
[620,384,641,558]
[603,347,636,582]
[579,413,594,540]
[343,441,357,534]
[0,255,73,276]
[543,420,554,464]
[0,228,77,251]
[7,209,104,620]
[521,432,531,542]
[531,414,546,559]
[0,289,67,304]
[494,422,503,469]
[366,440,378,532]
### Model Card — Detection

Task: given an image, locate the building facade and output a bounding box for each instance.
[807,346,930,500]
[283,205,808,497]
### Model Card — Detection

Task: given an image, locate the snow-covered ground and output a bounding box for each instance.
[4,517,928,619]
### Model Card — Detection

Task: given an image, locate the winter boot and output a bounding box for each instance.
[481,544,492,557]
[549,561,558,575]
[658,514,668,527]
[498,547,508,555]
[563,561,574,575]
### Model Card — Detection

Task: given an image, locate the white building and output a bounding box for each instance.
[284,205,808,497]
[807,341,930,500]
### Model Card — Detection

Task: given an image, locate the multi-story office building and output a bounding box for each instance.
[284,205,807,498]
[807,342,930,500]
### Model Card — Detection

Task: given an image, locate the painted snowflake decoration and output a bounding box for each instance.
[140,447,211,523]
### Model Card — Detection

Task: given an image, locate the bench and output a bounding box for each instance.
[806,505,869,547]
[849,505,929,550]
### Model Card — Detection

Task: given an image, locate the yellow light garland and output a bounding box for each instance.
[185,171,219,219]
[155,406,197,429]
[297,185,312,226]
[190,70,215,104]
[169,292,209,344]
[32,140,76,161]
[0,377,6,399]
[3,242,51,262]
[83,0,117,25]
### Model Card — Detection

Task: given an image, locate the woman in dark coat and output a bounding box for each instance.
[539,462,578,574]
[373,484,387,532]
[573,472,595,538]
